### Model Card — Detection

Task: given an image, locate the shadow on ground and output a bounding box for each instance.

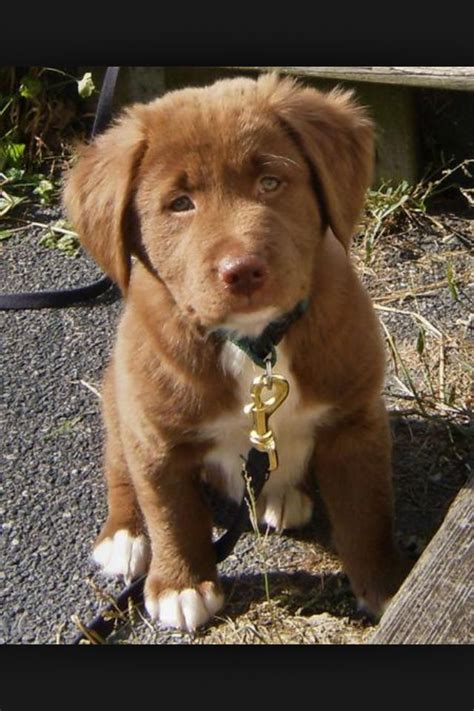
[96,411,471,645]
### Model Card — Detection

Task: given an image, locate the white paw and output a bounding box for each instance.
[93,529,150,582]
[145,582,224,632]
[259,487,313,531]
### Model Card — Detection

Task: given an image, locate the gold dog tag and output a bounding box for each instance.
[243,374,290,471]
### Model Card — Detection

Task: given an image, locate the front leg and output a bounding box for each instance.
[313,399,410,618]
[126,437,223,632]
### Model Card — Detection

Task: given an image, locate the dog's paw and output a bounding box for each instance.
[356,595,390,621]
[352,553,412,620]
[145,581,224,632]
[93,529,150,582]
[258,487,313,531]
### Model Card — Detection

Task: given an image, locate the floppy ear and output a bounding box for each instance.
[63,107,148,293]
[265,77,374,250]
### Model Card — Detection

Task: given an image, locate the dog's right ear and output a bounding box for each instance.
[63,107,148,293]
[260,74,374,251]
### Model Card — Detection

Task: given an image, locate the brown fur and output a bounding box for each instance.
[64,73,409,623]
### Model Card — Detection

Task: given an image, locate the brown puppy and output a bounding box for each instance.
[64,73,408,631]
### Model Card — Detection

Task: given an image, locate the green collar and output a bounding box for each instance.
[216,298,310,368]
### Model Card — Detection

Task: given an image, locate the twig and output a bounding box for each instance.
[6,216,78,237]
[80,379,102,400]
[439,338,446,404]
[70,614,104,645]
[389,375,415,397]
[375,303,445,340]
[55,622,66,645]
[389,408,424,418]
[0,225,30,235]
[379,320,428,416]
[31,221,77,237]
[375,283,446,305]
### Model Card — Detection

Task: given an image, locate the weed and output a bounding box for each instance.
[1,66,95,172]
[0,167,58,217]
[0,66,95,233]
[362,180,413,262]
[446,262,460,302]
[38,218,80,257]
[359,159,474,263]
[242,466,272,603]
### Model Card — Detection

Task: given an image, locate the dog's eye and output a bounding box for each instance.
[169,195,195,212]
[259,176,281,192]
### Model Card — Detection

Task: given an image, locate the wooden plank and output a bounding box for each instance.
[114,67,166,106]
[226,67,474,91]
[366,83,419,185]
[369,476,473,644]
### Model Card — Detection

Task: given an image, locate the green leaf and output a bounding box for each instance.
[77,72,95,99]
[4,167,25,182]
[0,191,25,217]
[56,234,80,256]
[0,229,13,240]
[0,141,25,171]
[33,178,54,204]
[19,75,43,100]
[0,95,14,118]
[39,221,80,257]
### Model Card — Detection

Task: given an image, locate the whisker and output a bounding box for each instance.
[260,153,301,168]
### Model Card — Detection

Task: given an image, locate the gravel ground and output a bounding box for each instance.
[1,202,472,645]
[1,205,122,644]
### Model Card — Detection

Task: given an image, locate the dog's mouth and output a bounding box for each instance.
[182,263,311,339]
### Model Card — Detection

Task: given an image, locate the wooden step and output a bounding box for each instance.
[369,476,473,644]
[226,66,474,91]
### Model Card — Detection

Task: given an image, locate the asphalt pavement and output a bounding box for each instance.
[1,204,128,643]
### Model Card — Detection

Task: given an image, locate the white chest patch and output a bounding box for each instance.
[201,340,332,504]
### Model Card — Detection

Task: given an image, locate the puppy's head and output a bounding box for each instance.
[63,74,373,336]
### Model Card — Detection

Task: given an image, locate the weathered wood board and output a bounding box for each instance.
[228,67,474,91]
[370,476,473,644]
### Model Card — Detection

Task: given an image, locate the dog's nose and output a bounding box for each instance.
[218,255,268,296]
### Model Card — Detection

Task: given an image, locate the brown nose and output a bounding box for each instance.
[218,255,268,296]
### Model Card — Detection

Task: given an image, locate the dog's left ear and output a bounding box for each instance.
[266,77,374,250]
[63,106,148,293]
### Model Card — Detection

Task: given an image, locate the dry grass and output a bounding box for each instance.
[78,541,374,645]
